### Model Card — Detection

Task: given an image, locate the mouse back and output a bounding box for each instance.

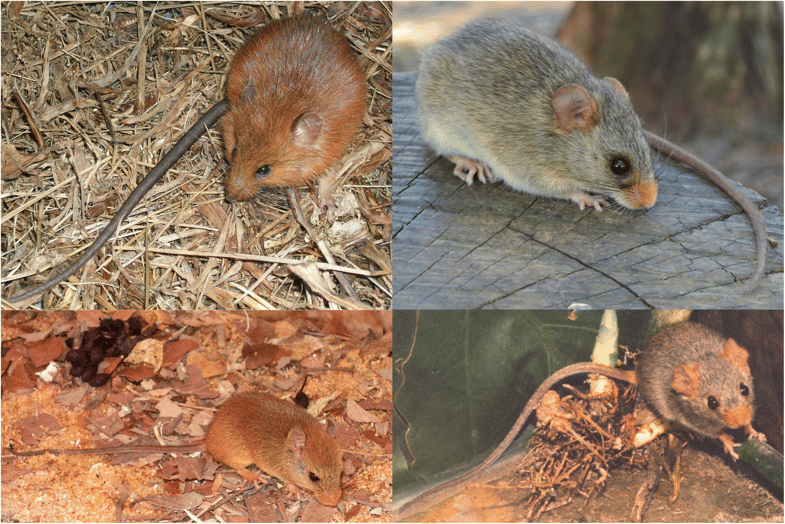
[637,322,756,438]
[222,15,366,202]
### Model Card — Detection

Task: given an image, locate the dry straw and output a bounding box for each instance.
[2,1,392,310]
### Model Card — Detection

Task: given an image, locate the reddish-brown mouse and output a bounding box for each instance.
[6,14,366,304]
[204,391,344,506]
[222,15,366,203]
[8,391,345,507]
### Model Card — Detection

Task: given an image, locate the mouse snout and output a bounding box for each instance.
[621,178,658,209]
[224,173,253,202]
[224,162,265,202]
[315,487,342,507]
[722,404,753,428]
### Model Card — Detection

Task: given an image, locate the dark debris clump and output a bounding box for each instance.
[65,315,154,387]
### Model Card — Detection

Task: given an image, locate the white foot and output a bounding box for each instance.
[447,155,496,186]
[571,192,608,212]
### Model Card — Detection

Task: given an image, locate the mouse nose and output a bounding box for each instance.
[316,488,342,506]
[723,404,752,428]
[624,179,658,209]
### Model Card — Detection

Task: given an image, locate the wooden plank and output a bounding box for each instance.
[393,72,784,309]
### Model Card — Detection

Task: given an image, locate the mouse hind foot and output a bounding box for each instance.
[447,155,496,186]
[234,466,270,490]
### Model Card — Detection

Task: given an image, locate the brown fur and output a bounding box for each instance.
[222,15,366,202]
[204,392,343,506]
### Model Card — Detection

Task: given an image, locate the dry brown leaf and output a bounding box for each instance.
[247,490,282,521]
[1,143,38,180]
[74,311,108,327]
[18,330,52,344]
[141,491,203,510]
[3,359,36,391]
[176,365,219,398]
[114,364,156,382]
[247,320,277,342]
[301,351,327,368]
[26,335,67,367]
[163,338,200,369]
[55,385,90,406]
[155,398,184,419]
[243,342,290,369]
[346,399,381,423]
[324,311,386,338]
[126,338,164,372]
[186,351,227,378]
[14,413,61,446]
[301,498,340,522]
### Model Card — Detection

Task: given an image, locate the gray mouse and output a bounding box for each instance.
[396,321,765,519]
[416,18,658,212]
[637,321,764,459]
[416,18,767,292]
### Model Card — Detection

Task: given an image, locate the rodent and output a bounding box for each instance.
[636,321,765,459]
[396,321,765,518]
[6,14,366,304]
[7,391,344,507]
[222,15,366,202]
[204,391,344,507]
[416,19,766,293]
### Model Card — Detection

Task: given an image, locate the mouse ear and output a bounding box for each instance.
[240,78,257,106]
[603,77,630,99]
[671,362,701,398]
[552,85,599,133]
[287,427,308,457]
[721,338,751,375]
[292,112,323,147]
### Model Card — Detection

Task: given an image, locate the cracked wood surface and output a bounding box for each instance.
[393,72,784,309]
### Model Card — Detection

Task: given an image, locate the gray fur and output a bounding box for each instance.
[416,18,655,208]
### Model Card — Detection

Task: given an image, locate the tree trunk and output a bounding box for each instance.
[556,2,783,136]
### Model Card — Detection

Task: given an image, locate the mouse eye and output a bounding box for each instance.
[740,383,749,396]
[707,396,719,410]
[255,165,271,179]
[308,472,320,483]
[609,156,632,178]
[231,145,237,160]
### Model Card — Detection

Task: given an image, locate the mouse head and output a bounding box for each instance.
[222,78,330,202]
[551,78,658,210]
[287,425,343,506]
[670,337,755,434]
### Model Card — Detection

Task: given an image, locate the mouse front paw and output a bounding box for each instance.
[570,192,608,212]
[745,424,767,443]
[447,155,496,186]
[285,483,307,501]
[718,433,741,460]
